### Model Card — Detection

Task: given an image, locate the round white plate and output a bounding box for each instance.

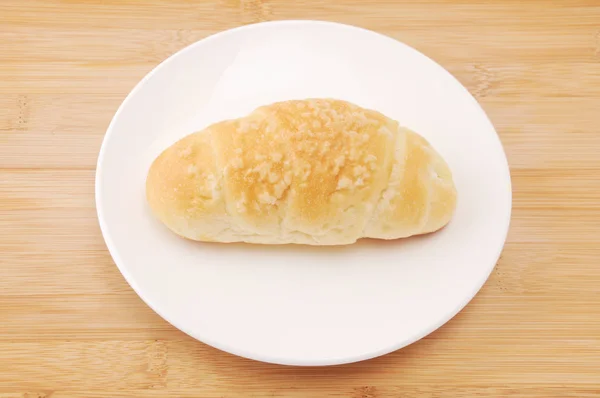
[96,20,511,366]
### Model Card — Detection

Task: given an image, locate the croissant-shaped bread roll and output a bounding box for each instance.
[146,99,456,245]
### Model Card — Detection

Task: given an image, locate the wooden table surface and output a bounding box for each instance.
[2,0,600,396]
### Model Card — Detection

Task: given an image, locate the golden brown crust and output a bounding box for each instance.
[146,99,457,245]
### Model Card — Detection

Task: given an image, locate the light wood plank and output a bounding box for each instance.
[2,387,600,398]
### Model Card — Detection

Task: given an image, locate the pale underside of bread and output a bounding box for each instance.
[146,99,457,245]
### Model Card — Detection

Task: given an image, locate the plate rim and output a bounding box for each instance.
[95,19,513,366]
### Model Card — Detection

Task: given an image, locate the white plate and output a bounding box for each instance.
[96,20,511,366]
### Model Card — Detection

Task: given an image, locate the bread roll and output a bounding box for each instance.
[146,99,456,245]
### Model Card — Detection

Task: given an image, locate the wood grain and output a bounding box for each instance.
[1,0,599,396]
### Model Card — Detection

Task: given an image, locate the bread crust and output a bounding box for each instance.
[146,99,457,245]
